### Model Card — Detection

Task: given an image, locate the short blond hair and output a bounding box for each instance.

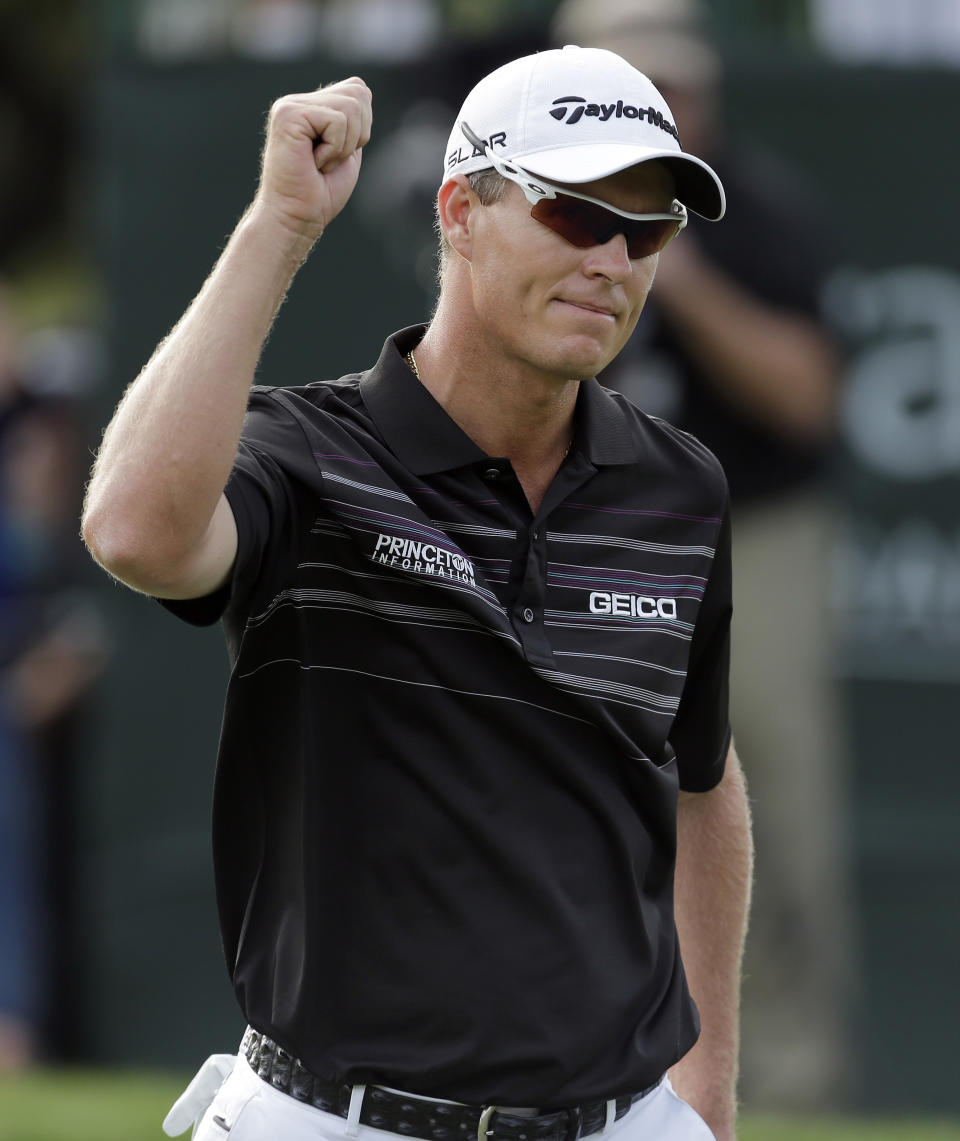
[435,169,508,289]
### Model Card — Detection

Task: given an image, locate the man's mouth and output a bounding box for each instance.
[558,299,617,318]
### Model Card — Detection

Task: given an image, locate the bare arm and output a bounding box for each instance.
[669,742,753,1141]
[653,237,840,441]
[81,79,373,599]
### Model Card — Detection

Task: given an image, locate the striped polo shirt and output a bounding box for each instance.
[163,323,732,1109]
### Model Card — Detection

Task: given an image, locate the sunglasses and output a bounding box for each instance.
[460,121,687,260]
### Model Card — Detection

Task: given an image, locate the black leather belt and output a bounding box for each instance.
[241,1028,662,1141]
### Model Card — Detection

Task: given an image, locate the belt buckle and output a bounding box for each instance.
[478,1106,582,1141]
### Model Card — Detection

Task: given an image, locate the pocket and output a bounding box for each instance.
[662,1079,717,1141]
[194,1083,262,1140]
[164,1054,238,1138]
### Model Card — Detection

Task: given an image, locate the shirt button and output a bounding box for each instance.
[532,529,540,541]
[522,607,535,623]
[483,466,502,481]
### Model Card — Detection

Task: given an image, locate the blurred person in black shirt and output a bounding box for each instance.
[552,0,853,1111]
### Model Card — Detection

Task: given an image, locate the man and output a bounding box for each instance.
[552,1,852,1109]
[82,47,752,1141]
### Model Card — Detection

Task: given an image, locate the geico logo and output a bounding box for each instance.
[589,591,678,619]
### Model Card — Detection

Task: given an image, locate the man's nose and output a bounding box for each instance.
[582,232,634,282]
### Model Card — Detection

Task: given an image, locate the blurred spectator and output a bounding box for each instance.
[137,0,235,60]
[358,99,453,293]
[551,0,855,1111]
[230,0,325,59]
[0,283,105,1068]
[317,0,439,62]
[811,0,960,65]
[137,0,441,63]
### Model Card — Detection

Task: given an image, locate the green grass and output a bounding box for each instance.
[0,1071,959,1141]
[0,1070,187,1141]
[739,1116,960,1141]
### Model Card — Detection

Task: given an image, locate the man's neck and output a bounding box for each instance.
[412,304,579,477]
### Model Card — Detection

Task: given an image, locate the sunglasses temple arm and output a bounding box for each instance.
[460,120,486,155]
[460,120,687,223]
[459,121,549,205]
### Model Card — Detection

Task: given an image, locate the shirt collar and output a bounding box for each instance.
[360,325,641,475]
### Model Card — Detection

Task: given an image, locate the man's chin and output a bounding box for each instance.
[554,339,621,380]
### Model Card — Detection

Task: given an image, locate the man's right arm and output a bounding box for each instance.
[81,79,373,600]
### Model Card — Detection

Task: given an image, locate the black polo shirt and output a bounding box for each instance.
[163,324,732,1109]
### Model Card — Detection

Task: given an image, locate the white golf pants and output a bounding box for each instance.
[165,1051,716,1141]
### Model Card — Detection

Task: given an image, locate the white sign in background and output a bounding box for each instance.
[825,265,960,680]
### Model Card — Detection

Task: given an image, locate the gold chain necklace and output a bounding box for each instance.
[404,349,572,459]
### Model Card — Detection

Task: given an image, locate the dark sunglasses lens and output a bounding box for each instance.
[530,195,680,258]
[625,219,682,258]
[530,196,604,248]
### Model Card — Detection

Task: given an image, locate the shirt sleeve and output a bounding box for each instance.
[158,387,307,628]
[670,506,733,792]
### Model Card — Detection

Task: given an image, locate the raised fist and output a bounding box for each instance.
[255,77,373,241]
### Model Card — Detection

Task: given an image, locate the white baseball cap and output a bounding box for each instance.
[441,45,725,221]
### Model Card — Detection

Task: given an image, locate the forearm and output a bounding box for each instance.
[82,206,311,587]
[83,78,372,596]
[670,743,753,1140]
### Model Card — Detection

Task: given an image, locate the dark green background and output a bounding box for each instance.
[83,55,960,1112]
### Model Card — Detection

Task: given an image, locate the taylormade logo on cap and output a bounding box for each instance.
[548,95,680,142]
[440,46,726,222]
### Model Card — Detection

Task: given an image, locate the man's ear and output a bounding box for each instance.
[437,175,477,262]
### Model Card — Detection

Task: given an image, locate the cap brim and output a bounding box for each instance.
[517,143,725,221]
